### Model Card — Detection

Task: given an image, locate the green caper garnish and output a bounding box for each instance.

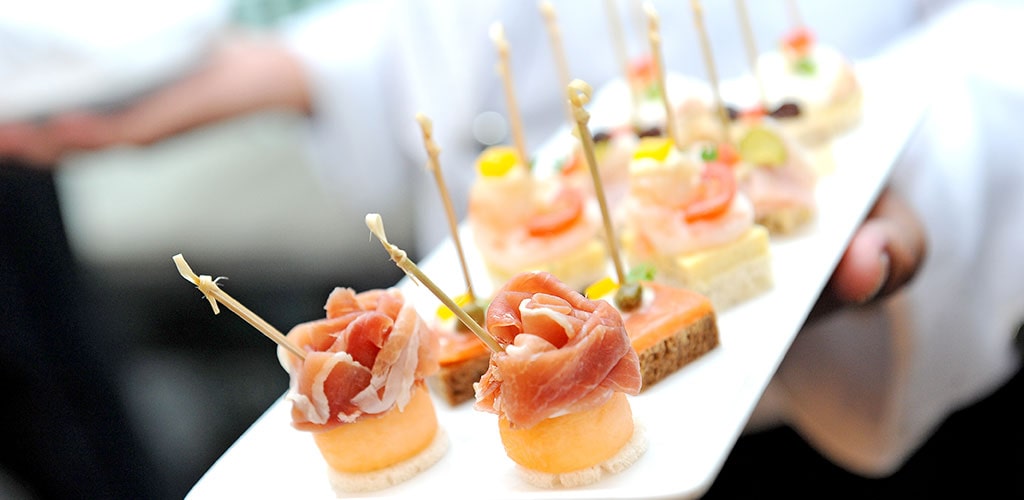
[456,300,487,333]
[614,282,643,312]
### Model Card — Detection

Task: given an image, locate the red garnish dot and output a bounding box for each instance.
[716,142,740,167]
[683,162,736,222]
[782,27,815,55]
[526,187,585,236]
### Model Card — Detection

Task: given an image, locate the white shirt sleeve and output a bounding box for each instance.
[280,0,522,254]
[761,0,1024,476]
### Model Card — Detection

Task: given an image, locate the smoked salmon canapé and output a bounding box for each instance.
[586,276,720,388]
[428,295,491,406]
[468,146,608,293]
[620,137,773,311]
[277,287,448,493]
[473,271,646,488]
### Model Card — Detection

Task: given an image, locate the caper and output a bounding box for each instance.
[615,282,643,312]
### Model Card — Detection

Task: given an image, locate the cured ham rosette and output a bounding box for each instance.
[280,287,438,428]
[278,287,447,492]
[473,271,645,488]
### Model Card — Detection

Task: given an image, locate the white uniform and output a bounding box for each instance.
[282,0,1024,477]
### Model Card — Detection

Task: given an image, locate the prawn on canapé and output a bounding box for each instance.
[622,138,754,259]
[468,146,607,290]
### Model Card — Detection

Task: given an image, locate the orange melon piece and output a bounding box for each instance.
[498,391,633,473]
[312,381,438,473]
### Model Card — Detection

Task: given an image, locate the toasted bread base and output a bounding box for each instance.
[628,225,773,311]
[515,421,647,489]
[758,205,815,236]
[484,239,608,292]
[780,88,864,147]
[325,426,448,493]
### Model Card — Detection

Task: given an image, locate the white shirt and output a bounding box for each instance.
[282,0,1024,477]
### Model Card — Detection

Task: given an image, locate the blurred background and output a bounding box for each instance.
[43,2,405,498]
[58,113,403,499]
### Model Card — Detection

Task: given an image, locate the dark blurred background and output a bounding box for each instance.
[12,3,405,499]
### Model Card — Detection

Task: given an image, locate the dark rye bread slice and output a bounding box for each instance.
[429,350,491,406]
[622,281,720,389]
[635,312,718,388]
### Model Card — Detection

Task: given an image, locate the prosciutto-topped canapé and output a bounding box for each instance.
[279,287,439,432]
[474,272,641,430]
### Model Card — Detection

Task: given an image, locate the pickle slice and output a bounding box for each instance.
[738,125,788,167]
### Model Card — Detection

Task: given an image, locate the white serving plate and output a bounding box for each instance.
[185,59,927,500]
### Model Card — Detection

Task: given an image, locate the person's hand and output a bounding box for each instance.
[810,187,927,320]
[0,34,311,168]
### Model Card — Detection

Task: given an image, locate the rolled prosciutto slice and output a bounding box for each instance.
[474,272,641,429]
[279,287,439,432]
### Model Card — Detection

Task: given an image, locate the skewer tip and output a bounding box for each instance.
[365,213,386,243]
[415,112,431,131]
[567,79,593,107]
[643,1,658,24]
[172,253,221,314]
[489,22,506,47]
[540,0,554,17]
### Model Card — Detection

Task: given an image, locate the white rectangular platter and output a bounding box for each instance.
[185,60,927,500]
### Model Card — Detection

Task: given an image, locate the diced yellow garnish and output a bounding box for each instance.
[476,146,521,177]
[738,125,788,167]
[594,140,609,164]
[632,137,673,162]
[436,292,473,321]
[585,276,620,299]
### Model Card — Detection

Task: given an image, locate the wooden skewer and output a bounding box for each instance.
[415,113,477,303]
[734,0,768,110]
[539,2,576,118]
[603,0,635,107]
[642,2,680,149]
[490,22,530,169]
[567,80,628,287]
[172,253,305,360]
[365,214,502,353]
[787,0,805,29]
[628,0,647,44]
[690,0,732,143]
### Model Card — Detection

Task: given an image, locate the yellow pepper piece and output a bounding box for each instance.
[632,137,673,162]
[585,276,619,300]
[476,146,521,177]
[436,292,473,321]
